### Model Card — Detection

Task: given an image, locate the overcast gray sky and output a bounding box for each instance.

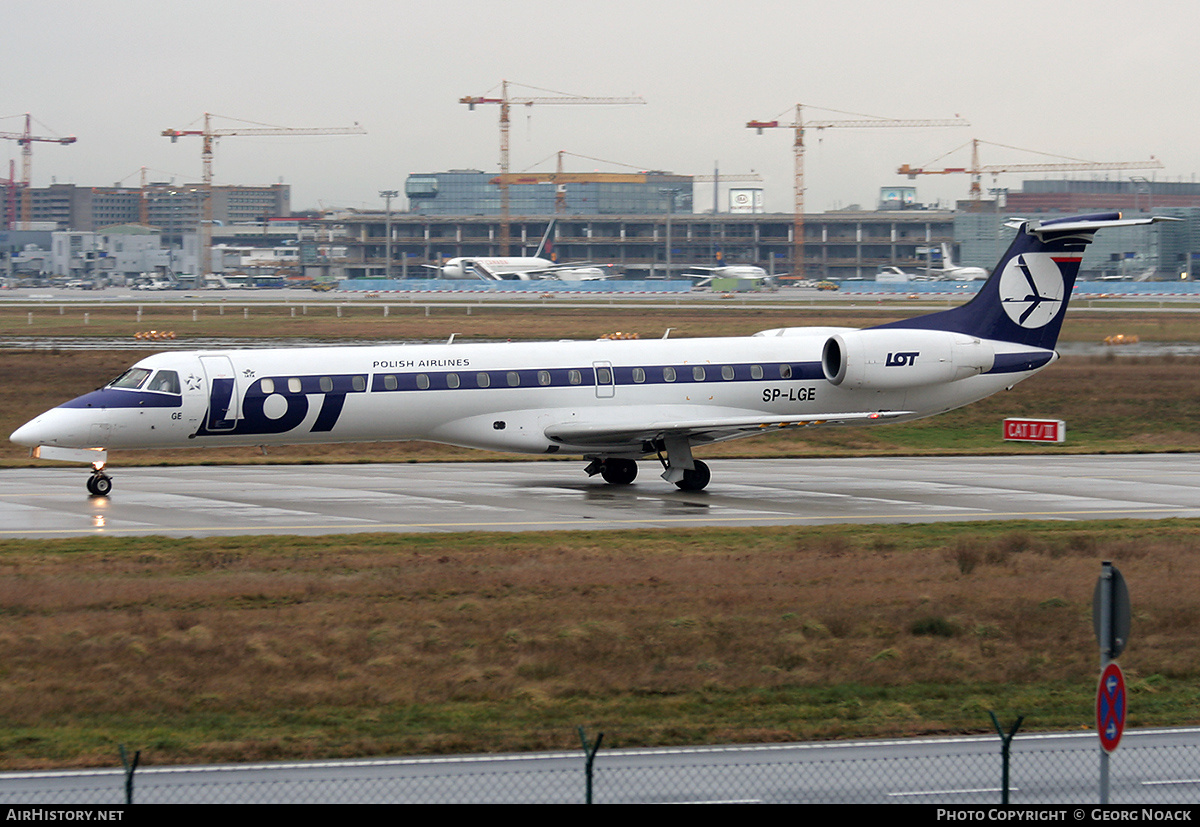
[4,0,1197,214]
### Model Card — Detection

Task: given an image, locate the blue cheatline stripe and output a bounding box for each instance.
[366,361,824,393]
[60,389,183,409]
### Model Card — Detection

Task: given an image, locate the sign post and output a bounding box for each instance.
[1093,561,1130,804]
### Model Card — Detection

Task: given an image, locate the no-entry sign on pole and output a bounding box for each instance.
[1097,661,1127,754]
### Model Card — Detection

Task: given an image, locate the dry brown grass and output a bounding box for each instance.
[0,523,1198,766]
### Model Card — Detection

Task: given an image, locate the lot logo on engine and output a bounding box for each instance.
[998,253,1065,329]
[885,351,919,367]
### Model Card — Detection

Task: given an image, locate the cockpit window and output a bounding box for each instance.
[146,370,181,394]
[108,367,152,389]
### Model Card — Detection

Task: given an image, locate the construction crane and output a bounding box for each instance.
[460,81,645,253]
[0,114,77,226]
[2,161,15,231]
[898,138,1165,200]
[162,113,366,280]
[695,164,764,215]
[748,104,967,278]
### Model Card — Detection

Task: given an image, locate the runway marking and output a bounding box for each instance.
[0,505,1189,537]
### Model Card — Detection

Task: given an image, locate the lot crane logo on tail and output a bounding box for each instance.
[998,253,1068,329]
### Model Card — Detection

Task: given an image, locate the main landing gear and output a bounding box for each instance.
[584,453,712,492]
[86,464,113,497]
[671,459,711,492]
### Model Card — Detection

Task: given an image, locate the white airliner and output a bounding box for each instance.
[11,212,1172,497]
[437,256,609,281]
[680,264,780,288]
[433,218,609,281]
[934,243,989,281]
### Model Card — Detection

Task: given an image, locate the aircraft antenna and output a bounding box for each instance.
[747,104,967,279]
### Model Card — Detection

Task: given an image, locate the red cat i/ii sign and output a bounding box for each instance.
[1003,418,1065,443]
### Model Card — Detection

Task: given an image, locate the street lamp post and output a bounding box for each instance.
[380,189,398,279]
[659,188,680,279]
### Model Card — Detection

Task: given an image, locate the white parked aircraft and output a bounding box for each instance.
[432,218,609,281]
[11,212,1172,497]
[934,243,989,281]
[437,256,609,281]
[680,264,781,288]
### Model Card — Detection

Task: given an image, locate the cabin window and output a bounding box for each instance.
[538,370,551,386]
[147,370,181,394]
[779,364,793,380]
[692,366,706,382]
[595,367,612,384]
[507,371,520,387]
[260,378,275,394]
[447,373,460,389]
[352,375,366,392]
[721,365,734,381]
[663,366,676,382]
[568,369,582,385]
[319,376,334,392]
[751,365,764,380]
[108,367,152,389]
[416,374,430,390]
[476,372,490,388]
[383,375,398,391]
[288,378,303,393]
[632,367,645,383]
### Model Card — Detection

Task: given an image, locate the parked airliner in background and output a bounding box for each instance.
[680,264,780,288]
[436,256,610,281]
[11,212,1173,497]
[432,218,610,281]
[934,243,989,280]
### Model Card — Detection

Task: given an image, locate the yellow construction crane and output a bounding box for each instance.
[898,138,1165,200]
[460,81,645,252]
[0,113,77,226]
[748,104,967,278]
[162,113,366,278]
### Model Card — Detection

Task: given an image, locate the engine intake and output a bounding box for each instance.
[822,329,995,390]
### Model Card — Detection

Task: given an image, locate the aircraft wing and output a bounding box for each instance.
[522,263,612,281]
[544,408,913,449]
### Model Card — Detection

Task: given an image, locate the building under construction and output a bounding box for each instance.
[332,210,956,281]
[405,170,695,216]
[6,182,291,240]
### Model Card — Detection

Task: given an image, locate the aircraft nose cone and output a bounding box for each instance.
[10,416,47,447]
[9,408,82,448]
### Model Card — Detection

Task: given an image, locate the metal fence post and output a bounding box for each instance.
[989,712,1024,805]
[578,727,604,804]
[119,745,140,806]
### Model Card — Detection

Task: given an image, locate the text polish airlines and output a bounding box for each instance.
[11,212,1172,497]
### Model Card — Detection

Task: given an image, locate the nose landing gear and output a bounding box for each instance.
[86,463,113,497]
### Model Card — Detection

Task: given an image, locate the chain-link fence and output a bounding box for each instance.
[1,728,1196,805]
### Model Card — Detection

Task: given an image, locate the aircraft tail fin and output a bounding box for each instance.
[876,212,1177,350]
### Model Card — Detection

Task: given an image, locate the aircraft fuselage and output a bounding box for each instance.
[12,331,1047,460]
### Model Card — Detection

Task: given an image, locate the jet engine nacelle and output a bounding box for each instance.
[822,329,995,390]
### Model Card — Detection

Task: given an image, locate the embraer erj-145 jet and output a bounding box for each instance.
[11,212,1171,497]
